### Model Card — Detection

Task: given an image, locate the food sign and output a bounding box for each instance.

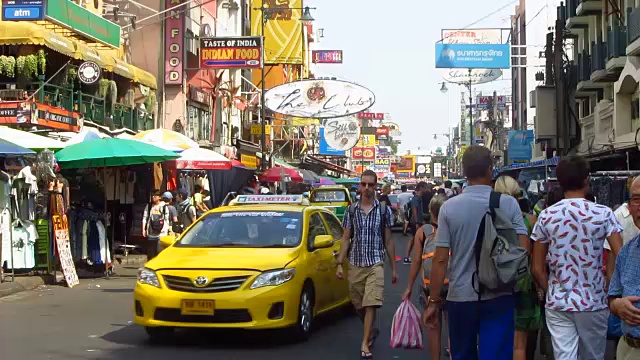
[200,36,263,69]
[352,147,375,161]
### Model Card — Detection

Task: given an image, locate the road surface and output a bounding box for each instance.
[0,232,616,359]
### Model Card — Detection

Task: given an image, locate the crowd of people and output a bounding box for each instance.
[336,146,640,360]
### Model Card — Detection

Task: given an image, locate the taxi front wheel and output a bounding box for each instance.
[293,286,315,341]
[145,326,174,343]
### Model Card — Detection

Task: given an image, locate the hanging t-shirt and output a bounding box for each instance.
[1,220,38,269]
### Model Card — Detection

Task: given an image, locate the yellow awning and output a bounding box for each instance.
[74,42,115,70]
[107,56,157,89]
[0,22,77,58]
[132,67,157,89]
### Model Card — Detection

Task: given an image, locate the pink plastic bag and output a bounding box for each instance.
[390,299,424,349]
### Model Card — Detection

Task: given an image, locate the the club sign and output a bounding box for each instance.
[200,36,263,69]
[264,79,375,119]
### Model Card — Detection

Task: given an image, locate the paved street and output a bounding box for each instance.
[0,232,616,360]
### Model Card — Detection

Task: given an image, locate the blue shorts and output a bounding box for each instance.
[446,295,515,360]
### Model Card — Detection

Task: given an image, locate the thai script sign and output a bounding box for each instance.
[435,43,511,69]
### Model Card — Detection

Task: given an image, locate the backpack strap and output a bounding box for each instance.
[379,201,387,244]
[489,191,501,220]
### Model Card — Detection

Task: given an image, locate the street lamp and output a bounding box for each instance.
[257,5,315,171]
[440,82,448,93]
[439,75,473,145]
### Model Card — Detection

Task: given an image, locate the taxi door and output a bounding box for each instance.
[306,211,334,311]
[320,211,350,306]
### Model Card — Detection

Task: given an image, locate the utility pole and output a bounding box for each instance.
[554,15,566,156]
[468,69,473,145]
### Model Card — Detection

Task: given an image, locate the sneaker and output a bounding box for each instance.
[403,257,411,264]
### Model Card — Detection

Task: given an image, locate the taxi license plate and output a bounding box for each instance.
[180,300,215,315]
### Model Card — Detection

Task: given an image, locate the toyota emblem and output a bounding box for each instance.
[193,276,209,287]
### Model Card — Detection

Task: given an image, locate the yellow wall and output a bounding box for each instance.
[250,0,304,65]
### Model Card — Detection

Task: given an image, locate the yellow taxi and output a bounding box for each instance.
[308,185,352,222]
[134,194,350,342]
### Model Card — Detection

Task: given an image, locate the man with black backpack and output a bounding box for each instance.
[175,189,196,234]
[335,170,397,360]
[424,145,530,360]
[142,189,170,260]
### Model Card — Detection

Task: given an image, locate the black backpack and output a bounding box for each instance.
[147,204,167,233]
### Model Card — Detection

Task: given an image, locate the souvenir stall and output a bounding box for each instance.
[0,139,36,282]
[589,171,640,208]
[55,138,179,280]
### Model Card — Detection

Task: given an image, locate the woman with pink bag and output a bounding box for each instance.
[402,194,451,359]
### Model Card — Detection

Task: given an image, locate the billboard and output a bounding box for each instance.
[356,134,376,147]
[264,79,375,118]
[508,130,534,163]
[2,0,44,20]
[200,37,263,69]
[318,128,346,156]
[442,29,502,44]
[312,50,343,64]
[320,116,360,152]
[352,147,375,161]
[397,155,415,173]
[435,43,511,69]
[250,0,303,64]
[376,146,392,157]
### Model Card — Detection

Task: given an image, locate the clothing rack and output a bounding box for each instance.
[590,171,640,177]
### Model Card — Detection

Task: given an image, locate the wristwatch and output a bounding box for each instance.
[429,298,443,304]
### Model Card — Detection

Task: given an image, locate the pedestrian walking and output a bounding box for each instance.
[397,185,413,236]
[608,177,640,360]
[142,189,170,260]
[335,170,397,360]
[404,181,428,264]
[531,156,624,360]
[403,193,451,360]
[162,191,179,233]
[494,176,542,360]
[424,145,529,360]
[175,189,196,235]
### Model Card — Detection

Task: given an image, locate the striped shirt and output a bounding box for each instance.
[342,199,393,267]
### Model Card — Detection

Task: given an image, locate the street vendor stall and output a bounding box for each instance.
[54,138,179,282]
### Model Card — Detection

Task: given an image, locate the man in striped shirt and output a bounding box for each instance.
[336,170,397,359]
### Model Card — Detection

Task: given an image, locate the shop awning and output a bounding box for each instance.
[302,155,357,177]
[0,126,66,150]
[173,147,231,170]
[0,22,77,58]
[74,42,115,69]
[108,56,157,89]
[493,156,560,177]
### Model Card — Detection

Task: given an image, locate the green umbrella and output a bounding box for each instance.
[333,177,359,185]
[55,138,180,169]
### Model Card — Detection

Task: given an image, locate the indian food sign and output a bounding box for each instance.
[200,37,263,69]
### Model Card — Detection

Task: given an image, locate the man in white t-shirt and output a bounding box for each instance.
[396,185,413,235]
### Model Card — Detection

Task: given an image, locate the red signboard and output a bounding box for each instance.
[0,101,80,132]
[358,112,384,120]
[352,146,375,161]
[376,127,389,136]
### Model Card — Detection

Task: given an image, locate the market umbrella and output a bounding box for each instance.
[333,177,359,185]
[259,166,304,183]
[313,177,336,187]
[0,126,66,149]
[299,169,320,184]
[0,138,36,156]
[65,128,107,146]
[173,147,232,170]
[132,128,199,150]
[55,138,180,169]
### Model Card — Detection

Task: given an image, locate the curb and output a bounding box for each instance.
[0,275,54,299]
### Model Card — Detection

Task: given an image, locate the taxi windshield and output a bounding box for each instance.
[175,211,303,248]
[311,190,347,202]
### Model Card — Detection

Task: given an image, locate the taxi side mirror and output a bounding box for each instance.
[159,235,177,249]
[313,235,334,249]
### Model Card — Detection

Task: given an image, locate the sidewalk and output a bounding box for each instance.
[0,254,147,299]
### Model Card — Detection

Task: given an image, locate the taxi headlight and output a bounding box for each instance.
[250,268,296,289]
[137,267,161,288]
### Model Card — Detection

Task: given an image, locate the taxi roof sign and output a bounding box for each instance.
[234,194,304,204]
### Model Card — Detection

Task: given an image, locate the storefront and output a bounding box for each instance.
[0,20,157,134]
[186,85,213,143]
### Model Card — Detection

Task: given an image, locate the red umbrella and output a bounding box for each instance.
[259,166,303,182]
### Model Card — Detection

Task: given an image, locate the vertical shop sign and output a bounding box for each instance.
[52,215,80,288]
[165,0,184,85]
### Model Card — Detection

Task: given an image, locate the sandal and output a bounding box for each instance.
[368,328,380,348]
[360,351,373,359]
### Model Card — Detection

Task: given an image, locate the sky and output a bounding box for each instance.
[305,0,517,154]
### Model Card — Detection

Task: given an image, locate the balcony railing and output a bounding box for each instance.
[591,41,606,73]
[578,51,592,82]
[607,20,628,59]
[628,7,640,44]
[18,82,154,132]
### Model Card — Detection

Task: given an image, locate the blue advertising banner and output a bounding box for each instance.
[508,130,534,163]
[435,43,511,69]
[319,128,346,156]
[2,0,45,20]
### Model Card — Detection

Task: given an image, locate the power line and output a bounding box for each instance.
[458,0,518,30]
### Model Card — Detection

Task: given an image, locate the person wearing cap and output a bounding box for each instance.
[162,191,179,233]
